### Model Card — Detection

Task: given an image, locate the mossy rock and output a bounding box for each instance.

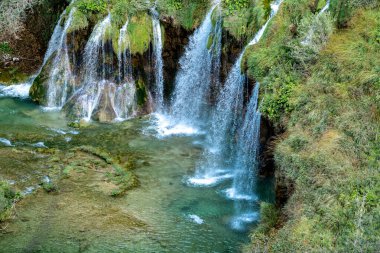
[135,78,147,107]
[66,9,89,33]
[128,13,153,55]
[29,53,56,104]
[0,68,29,85]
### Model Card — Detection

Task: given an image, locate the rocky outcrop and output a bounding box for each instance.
[0,0,68,83]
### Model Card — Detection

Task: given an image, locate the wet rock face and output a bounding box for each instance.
[92,83,118,123]
[161,17,192,100]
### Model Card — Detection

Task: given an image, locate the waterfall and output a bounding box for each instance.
[151,9,164,112]
[152,1,222,136]
[64,14,136,121]
[188,0,283,187]
[118,20,133,83]
[45,8,76,109]
[0,6,72,99]
[228,84,262,231]
[65,14,111,120]
[170,1,221,126]
[228,84,261,201]
[319,0,330,15]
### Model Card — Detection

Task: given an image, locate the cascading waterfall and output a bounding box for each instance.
[151,9,164,112]
[65,14,136,121]
[169,1,221,128]
[45,8,76,109]
[319,0,330,15]
[228,84,261,230]
[0,6,72,99]
[210,11,222,95]
[69,14,112,120]
[117,20,133,82]
[189,0,284,187]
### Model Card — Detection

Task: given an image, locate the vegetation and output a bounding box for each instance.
[0,0,41,40]
[244,0,380,251]
[127,13,153,54]
[0,42,12,54]
[157,0,210,29]
[223,0,268,43]
[0,181,19,222]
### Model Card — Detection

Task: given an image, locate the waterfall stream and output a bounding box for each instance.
[117,20,133,83]
[64,14,136,121]
[45,8,76,109]
[228,84,262,230]
[189,0,284,187]
[153,1,222,136]
[0,5,73,99]
[151,9,164,112]
[187,0,283,230]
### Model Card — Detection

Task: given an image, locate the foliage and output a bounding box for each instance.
[244,3,380,252]
[77,0,107,14]
[289,12,334,68]
[0,181,19,222]
[0,42,13,54]
[157,0,209,29]
[67,9,89,33]
[135,78,147,107]
[223,0,267,42]
[223,0,249,16]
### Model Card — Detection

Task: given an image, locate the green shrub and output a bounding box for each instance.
[223,0,249,16]
[0,181,18,222]
[0,42,12,54]
[77,0,107,14]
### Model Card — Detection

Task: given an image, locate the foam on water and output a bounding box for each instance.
[150,113,201,137]
[187,214,204,224]
[224,188,258,201]
[230,212,259,231]
[32,142,48,148]
[0,83,32,99]
[186,170,234,187]
[0,138,13,146]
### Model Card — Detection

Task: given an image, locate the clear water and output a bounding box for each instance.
[0,96,275,252]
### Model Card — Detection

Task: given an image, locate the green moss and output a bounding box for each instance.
[67,9,89,33]
[157,0,209,30]
[223,0,267,42]
[207,34,214,49]
[29,71,48,104]
[73,146,139,197]
[0,181,18,222]
[135,78,147,107]
[110,0,129,28]
[0,42,12,54]
[0,67,28,84]
[76,0,107,14]
[128,13,152,55]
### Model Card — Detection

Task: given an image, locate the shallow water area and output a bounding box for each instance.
[0,97,274,252]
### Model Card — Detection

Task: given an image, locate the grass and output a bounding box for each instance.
[157,0,209,30]
[223,0,267,43]
[0,181,19,222]
[243,1,380,252]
